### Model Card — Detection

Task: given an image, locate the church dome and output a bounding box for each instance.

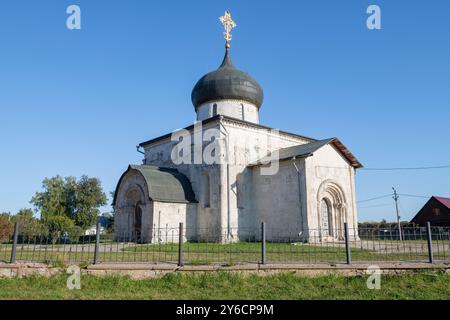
[191,48,264,110]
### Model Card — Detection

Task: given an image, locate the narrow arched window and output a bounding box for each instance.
[212,103,218,117]
[236,174,245,209]
[203,173,211,208]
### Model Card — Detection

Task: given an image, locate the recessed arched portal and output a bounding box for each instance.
[124,187,145,242]
[112,165,197,243]
[134,201,143,242]
[317,180,347,241]
[320,198,332,237]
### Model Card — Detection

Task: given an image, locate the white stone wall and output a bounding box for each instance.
[218,118,312,241]
[304,144,359,240]
[143,121,224,240]
[196,100,259,124]
[142,117,314,241]
[249,158,308,241]
[139,116,359,243]
[151,202,197,242]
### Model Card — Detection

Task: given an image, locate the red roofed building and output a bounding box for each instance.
[411,196,450,226]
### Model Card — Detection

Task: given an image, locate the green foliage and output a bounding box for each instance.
[101,212,114,234]
[31,176,69,220]
[43,215,83,243]
[46,253,67,269]
[0,214,13,243]
[12,209,48,238]
[359,220,413,229]
[72,176,107,229]
[67,225,83,243]
[78,260,90,269]
[45,215,76,243]
[31,175,107,232]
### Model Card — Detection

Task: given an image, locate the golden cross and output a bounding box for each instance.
[219,10,237,47]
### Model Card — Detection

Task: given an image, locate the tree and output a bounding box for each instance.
[45,215,76,243]
[67,225,84,243]
[30,176,70,221]
[31,175,107,232]
[0,214,13,243]
[72,175,107,229]
[12,209,48,238]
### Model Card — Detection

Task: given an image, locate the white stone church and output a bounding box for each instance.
[113,12,362,243]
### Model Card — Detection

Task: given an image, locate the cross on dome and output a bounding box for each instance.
[219,10,237,48]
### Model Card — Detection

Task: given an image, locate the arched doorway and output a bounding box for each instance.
[320,199,332,237]
[123,187,145,242]
[134,202,143,242]
[317,180,347,241]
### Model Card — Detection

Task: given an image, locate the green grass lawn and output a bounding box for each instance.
[0,271,448,300]
[1,240,448,265]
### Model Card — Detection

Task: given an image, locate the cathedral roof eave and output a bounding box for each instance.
[248,138,363,169]
[138,115,316,148]
[331,138,363,169]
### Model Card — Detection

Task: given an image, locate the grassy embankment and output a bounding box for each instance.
[0,271,449,300]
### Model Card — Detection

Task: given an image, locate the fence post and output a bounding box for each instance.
[426,221,434,264]
[10,222,19,264]
[93,222,101,265]
[178,222,184,267]
[344,222,351,265]
[261,222,266,265]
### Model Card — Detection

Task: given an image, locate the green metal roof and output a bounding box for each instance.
[113,165,197,205]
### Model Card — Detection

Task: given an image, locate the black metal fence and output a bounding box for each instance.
[1,222,449,266]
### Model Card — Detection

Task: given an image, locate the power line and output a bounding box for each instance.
[361,165,450,171]
[358,189,432,229]
[357,193,431,204]
[398,193,430,199]
[357,203,392,209]
[357,194,392,203]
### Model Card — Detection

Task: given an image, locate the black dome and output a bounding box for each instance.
[191,49,264,109]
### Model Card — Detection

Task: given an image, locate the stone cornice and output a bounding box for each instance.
[220,116,315,144]
[140,115,316,148]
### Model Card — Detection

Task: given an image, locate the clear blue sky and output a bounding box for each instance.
[0,0,449,222]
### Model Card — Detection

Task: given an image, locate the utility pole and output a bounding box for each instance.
[392,187,403,241]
